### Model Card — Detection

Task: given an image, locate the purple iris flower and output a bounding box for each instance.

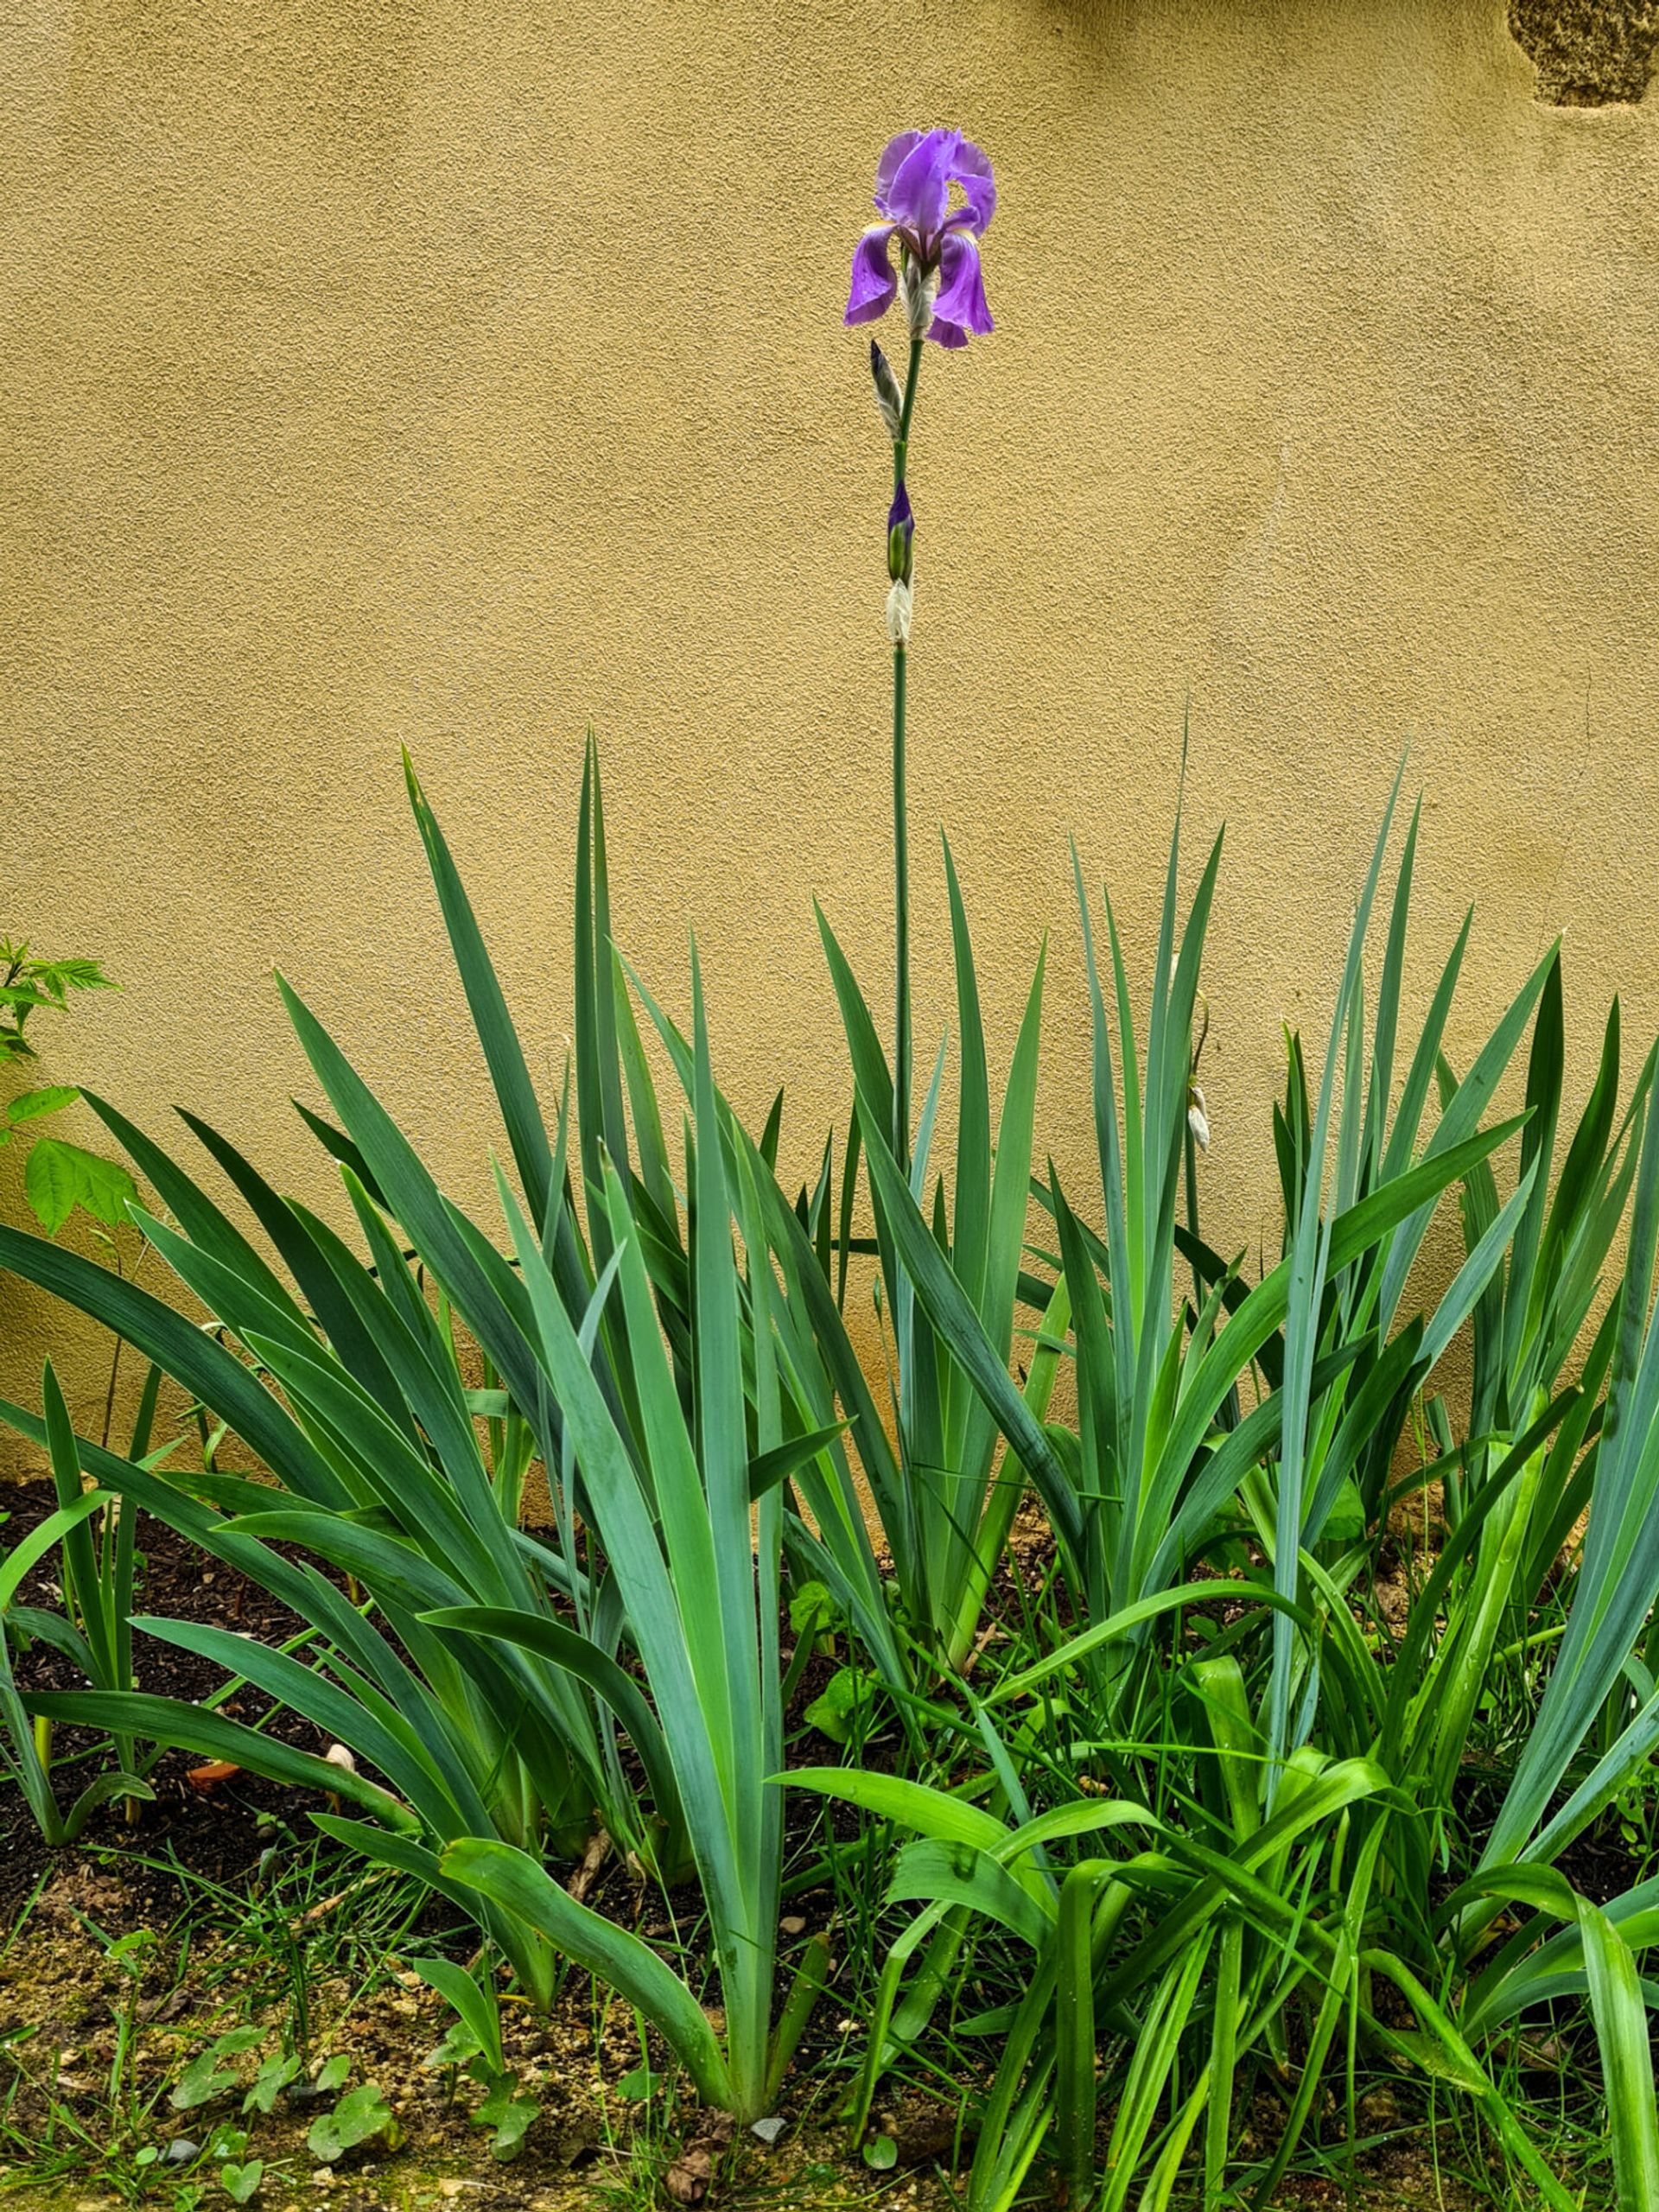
[844,128,995,349]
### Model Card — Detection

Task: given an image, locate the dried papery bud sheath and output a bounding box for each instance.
[1187,1085,1211,1154]
[870,341,905,441]
[901,258,938,342]
[887,484,914,583]
[886,579,913,646]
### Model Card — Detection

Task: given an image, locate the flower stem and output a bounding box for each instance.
[890,336,923,1172]
[892,641,910,1173]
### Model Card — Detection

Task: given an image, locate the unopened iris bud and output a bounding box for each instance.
[870,341,905,442]
[887,484,914,582]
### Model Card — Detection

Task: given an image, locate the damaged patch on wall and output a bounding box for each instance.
[1509,0,1658,104]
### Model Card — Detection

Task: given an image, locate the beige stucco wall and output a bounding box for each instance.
[4,0,1659,1465]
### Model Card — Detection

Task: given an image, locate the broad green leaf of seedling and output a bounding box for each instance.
[242,2052,300,2116]
[307,2082,397,2164]
[172,2030,264,2112]
[474,2075,539,2161]
[804,1666,879,1745]
[423,2019,485,2073]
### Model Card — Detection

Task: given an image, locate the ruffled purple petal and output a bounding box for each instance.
[929,230,992,346]
[949,138,996,234]
[874,130,923,212]
[881,127,961,241]
[844,224,899,324]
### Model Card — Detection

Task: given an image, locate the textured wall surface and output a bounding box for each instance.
[4,0,1659,1464]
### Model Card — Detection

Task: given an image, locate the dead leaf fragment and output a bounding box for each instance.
[665,2149,713,2204]
[186,1759,242,1793]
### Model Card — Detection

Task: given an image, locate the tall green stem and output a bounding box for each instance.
[890,334,923,1173]
[892,643,910,1172]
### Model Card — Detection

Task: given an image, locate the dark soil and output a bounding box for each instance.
[0,1477,341,1910]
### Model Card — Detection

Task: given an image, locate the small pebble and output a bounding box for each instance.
[752,2117,786,2145]
[164,2141,200,2166]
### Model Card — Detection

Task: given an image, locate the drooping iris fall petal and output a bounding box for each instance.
[845,225,899,323]
[930,231,993,348]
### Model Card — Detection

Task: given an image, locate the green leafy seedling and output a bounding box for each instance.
[423,2017,484,2072]
[474,2075,539,2161]
[307,2082,397,2164]
[803,1667,879,1745]
[412,1955,503,2075]
[172,2029,265,2113]
[108,1928,157,1972]
[414,1960,538,2161]
[243,2052,300,2116]
[786,1580,836,1656]
[219,2160,263,2204]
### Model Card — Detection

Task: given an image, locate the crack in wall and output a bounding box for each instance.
[1509,0,1659,105]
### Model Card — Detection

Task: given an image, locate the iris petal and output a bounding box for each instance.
[874,130,923,213]
[882,128,961,241]
[950,138,996,234]
[930,230,992,346]
[844,224,899,324]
